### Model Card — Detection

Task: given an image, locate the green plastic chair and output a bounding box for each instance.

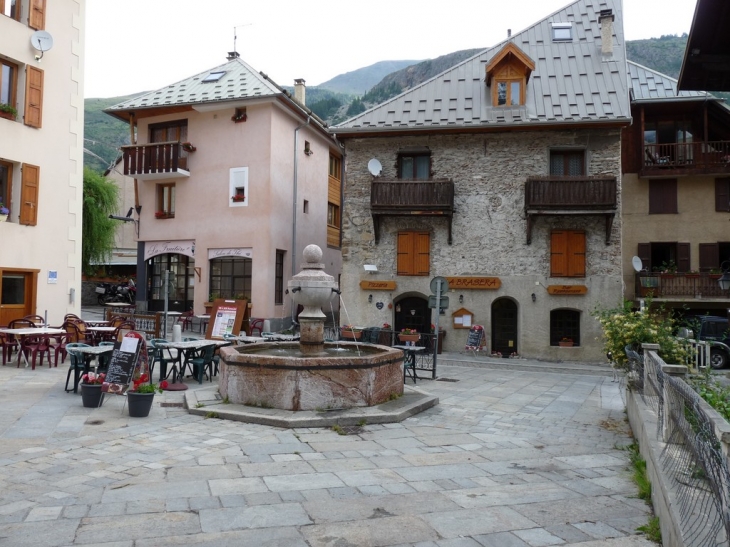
[64,343,91,393]
[187,344,215,384]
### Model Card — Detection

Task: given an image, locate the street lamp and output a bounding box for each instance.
[718,261,730,291]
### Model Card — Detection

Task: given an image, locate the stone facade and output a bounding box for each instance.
[340,129,623,362]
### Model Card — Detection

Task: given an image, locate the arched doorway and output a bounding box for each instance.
[394,295,429,334]
[491,298,518,356]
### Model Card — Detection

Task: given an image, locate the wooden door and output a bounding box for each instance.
[394,296,429,335]
[0,270,36,325]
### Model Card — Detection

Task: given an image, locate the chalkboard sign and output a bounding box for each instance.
[465,325,485,353]
[104,331,145,394]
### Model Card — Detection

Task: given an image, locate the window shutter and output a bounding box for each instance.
[29,0,46,30]
[551,231,567,276]
[716,178,730,212]
[415,232,430,275]
[24,66,43,128]
[397,233,414,275]
[649,179,677,214]
[20,163,40,226]
[637,243,651,272]
[677,243,690,272]
[699,243,719,272]
[567,231,586,277]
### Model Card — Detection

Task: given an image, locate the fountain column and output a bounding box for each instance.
[288,245,337,356]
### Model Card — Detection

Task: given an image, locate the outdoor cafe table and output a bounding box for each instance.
[0,327,65,369]
[392,344,427,384]
[65,345,115,393]
[156,339,231,386]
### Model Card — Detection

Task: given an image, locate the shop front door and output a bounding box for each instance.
[491,298,518,356]
[395,296,429,335]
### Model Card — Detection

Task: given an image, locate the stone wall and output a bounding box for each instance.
[340,129,623,361]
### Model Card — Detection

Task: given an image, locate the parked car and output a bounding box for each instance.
[683,316,730,369]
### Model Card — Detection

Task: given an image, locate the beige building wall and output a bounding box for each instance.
[0,0,85,324]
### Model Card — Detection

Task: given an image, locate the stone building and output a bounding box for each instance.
[333,0,630,361]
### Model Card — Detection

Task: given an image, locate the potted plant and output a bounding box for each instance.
[155,211,173,219]
[0,202,8,222]
[80,372,106,408]
[658,261,677,278]
[685,270,700,278]
[127,373,167,417]
[559,337,574,347]
[0,103,17,121]
[181,142,196,152]
[398,328,420,344]
[340,325,362,340]
[231,194,246,203]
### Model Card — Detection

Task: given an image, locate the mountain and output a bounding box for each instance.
[317,60,421,95]
[84,35,699,172]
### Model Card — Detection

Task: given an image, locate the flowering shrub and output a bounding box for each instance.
[81,372,105,385]
[131,373,167,394]
[401,328,418,335]
[593,300,688,371]
[382,323,391,329]
[0,202,8,215]
[491,351,502,357]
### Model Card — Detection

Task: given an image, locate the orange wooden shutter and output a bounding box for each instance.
[20,163,40,226]
[415,232,430,276]
[550,231,567,276]
[28,0,46,30]
[567,231,586,277]
[397,232,414,275]
[24,66,43,128]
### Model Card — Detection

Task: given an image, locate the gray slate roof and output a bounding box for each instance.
[334,0,631,133]
[628,60,710,102]
[106,58,283,112]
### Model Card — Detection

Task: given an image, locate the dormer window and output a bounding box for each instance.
[485,43,535,108]
[202,71,226,83]
[552,23,572,42]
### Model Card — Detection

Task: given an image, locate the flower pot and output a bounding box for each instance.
[340,329,362,340]
[127,391,155,417]
[558,341,574,347]
[81,383,104,408]
[0,110,15,121]
[0,214,6,222]
[398,334,420,344]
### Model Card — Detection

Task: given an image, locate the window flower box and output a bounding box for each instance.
[398,334,420,343]
[231,194,246,203]
[155,211,174,219]
[340,326,362,340]
[559,338,574,347]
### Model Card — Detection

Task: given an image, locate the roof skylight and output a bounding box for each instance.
[552,23,572,42]
[202,71,226,83]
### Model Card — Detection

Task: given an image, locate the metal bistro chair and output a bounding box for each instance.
[187,344,216,384]
[97,341,115,372]
[148,339,177,382]
[64,343,91,393]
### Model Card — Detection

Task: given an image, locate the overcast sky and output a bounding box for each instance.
[84,0,698,99]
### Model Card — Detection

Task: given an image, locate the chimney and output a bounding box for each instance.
[294,78,306,106]
[507,29,511,38]
[227,51,240,61]
[598,9,614,55]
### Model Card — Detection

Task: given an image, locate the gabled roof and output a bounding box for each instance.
[485,42,536,85]
[334,0,630,135]
[628,61,710,102]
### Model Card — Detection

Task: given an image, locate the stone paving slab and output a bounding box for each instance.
[0,357,656,546]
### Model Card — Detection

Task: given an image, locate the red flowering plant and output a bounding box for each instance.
[81,372,105,385]
[382,323,391,329]
[130,373,167,394]
[401,328,418,335]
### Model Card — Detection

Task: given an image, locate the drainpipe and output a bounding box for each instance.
[292,116,311,324]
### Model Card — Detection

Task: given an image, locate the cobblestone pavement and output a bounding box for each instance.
[0,354,655,546]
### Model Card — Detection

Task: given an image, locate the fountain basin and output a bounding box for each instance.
[219,342,405,411]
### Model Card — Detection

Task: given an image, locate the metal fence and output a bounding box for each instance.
[628,347,730,546]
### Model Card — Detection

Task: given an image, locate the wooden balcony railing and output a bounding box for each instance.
[370,179,454,244]
[524,176,617,244]
[121,141,194,180]
[642,141,730,176]
[635,272,730,299]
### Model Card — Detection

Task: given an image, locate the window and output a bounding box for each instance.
[303,200,309,214]
[1,0,20,21]
[699,242,730,272]
[275,250,285,305]
[19,163,38,226]
[716,178,730,212]
[398,153,430,179]
[552,23,573,41]
[0,160,12,217]
[637,242,690,272]
[550,150,585,176]
[156,183,175,218]
[649,179,677,214]
[150,119,187,143]
[328,153,342,248]
[304,141,312,156]
[209,257,252,301]
[1,58,18,111]
[202,71,226,83]
[550,309,580,346]
[327,203,340,227]
[496,80,522,106]
[551,230,585,277]
[397,231,430,276]
[329,155,341,179]
[485,42,533,108]
[229,167,248,207]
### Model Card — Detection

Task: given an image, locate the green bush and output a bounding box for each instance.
[593,300,688,370]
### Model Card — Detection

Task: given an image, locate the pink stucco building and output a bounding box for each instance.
[105,55,342,331]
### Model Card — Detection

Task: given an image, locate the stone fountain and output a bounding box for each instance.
[218,245,405,411]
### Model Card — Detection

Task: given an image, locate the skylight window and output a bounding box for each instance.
[552,23,572,42]
[202,71,226,83]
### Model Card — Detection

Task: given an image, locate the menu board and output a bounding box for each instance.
[465,325,485,350]
[205,299,248,340]
[104,331,145,394]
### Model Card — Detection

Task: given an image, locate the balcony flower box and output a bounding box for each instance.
[340,326,362,340]
[398,329,420,344]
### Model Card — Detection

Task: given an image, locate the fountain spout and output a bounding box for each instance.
[331,288,341,295]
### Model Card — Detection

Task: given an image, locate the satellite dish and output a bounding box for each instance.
[30,31,53,60]
[367,158,382,176]
[631,256,643,272]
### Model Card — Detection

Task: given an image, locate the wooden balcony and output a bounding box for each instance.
[370,179,454,244]
[635,272,729,300]
[121,141,194,180]
[524,176,617,244]
[642,141,730,177]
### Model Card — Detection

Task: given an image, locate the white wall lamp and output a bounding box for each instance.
[363,264,378,274]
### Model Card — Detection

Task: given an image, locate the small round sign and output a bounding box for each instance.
[430,276,449,294]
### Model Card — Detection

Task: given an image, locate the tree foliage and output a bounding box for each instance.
[82,167,119,275]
